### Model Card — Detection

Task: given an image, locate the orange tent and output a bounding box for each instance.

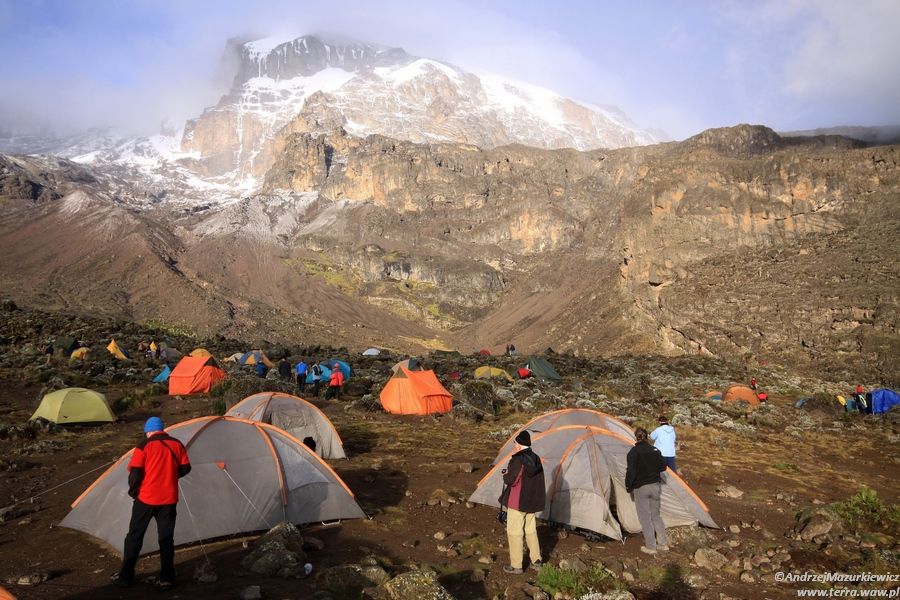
[0,585,16,600]
[722,384,759,406]
[380,367,453,415]
[168,356,225,395]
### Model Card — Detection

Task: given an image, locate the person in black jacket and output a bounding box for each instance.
[625,427,669,555]
[499,430,545,574]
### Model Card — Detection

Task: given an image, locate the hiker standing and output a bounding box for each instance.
[311,362,323,397]
[326,364,344,400]
[626,428,668,555]
[750,377,757,391]
[113,417,191,589]
[277,357,291,382]
[650,416,677,472]
[255,361,268,379]
[499,431,545,574]
[295,359,308,394]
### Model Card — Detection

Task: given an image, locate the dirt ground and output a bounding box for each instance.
[0,381,897,600]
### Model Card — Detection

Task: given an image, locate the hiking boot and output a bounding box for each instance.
[640,546,657,555]
[110,574,131,588]
[529,560,544,571]
[503,565,524,574]
[157,580,176,591]
[657,545,670,552]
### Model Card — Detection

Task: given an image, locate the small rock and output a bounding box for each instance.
[240,585,262,600]
[728,525,741,534]
[466,501,475,508]
[303,536,325,551]
[740,571,756,583]
[193,560,218,583]
[470,568,486,583]
[727,540,740,548]
[622,571,635,582]
[694,548,729,570]
[799,514,835,541]
[434,531,447,540]
[556,529,569,539]
[458,462,474,473]
[16,572,50,586]
[715,485,744,499]
[478,555,494,564]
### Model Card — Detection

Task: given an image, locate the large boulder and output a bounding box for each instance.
[241,521,306,577]
[317,564,390,596]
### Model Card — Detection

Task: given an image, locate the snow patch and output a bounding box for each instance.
[374,59,460,84]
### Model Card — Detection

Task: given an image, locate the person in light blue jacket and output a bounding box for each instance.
[650,415,677,472]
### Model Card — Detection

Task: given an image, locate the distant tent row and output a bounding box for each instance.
[470,412,717,540]
[61,416,365,555]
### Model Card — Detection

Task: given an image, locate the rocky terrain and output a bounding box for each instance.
[0,301,897,599]
[1,125,898,386]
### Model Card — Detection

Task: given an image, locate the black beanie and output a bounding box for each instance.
[515,430,531,446]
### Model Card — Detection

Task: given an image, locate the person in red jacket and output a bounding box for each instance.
[325,364,345,399]
[499,430,545,574]
[112,417,191,590]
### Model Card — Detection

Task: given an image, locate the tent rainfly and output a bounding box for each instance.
[30,388,115,424]
[362,348,381,356]
[492,409,635,464]
[107,339,128,361]
[226,392,346,459]
[60,416,366,555]
[168,356,225,395]
[474,366,514,382]
[380,367,453,415]
[525,356,561,381]
[470,425,717,540]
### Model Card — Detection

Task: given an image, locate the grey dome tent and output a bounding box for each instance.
[362,348,381,356]
[492,409,635,464]
[226,392,346,459]
[524,356,561,381]
[60,416,365,555]
[470,425,717,540]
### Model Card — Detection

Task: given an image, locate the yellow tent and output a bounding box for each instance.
[31,388,115,424]
[149,341,158,353]
[190,348,213,359]
[106,339,128,360]
[70,347,90,361]
[474,366,514,382]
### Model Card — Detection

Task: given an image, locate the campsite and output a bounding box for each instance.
[0,304,897,600]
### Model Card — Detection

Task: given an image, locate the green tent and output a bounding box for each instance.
[30,388,115,424]
[525,356,562,382]
[54,336,79,354]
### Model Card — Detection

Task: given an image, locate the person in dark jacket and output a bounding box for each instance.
[112,417,191,589]
[277,357,291,381]
[255,361,268,379]
[625,427,668,555]
[499,430,545,574]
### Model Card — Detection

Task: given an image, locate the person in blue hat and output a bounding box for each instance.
[111,417,191,590]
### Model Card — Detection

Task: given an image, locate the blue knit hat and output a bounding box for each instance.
[144,417,165,433]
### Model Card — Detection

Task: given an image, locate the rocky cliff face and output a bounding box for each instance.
[180,34,659,180]
[1,126,897,382]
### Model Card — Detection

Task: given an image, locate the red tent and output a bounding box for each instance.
[168,356,225,395]
[478,349,492,356]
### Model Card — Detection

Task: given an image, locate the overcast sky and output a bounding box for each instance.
[1,0,898,140]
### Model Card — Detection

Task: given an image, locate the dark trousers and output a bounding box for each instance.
[312,380,320,397]
[663,456,677,472]
[325,385,340,400]
[119,500,177,583]
[296,378,306,394]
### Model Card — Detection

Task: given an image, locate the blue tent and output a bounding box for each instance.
[871,388,900,414]
[305,364,333,385]
[328,359,352,380]
[152,365,171,383]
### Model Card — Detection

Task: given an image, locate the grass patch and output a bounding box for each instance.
[832,486,900,529]
[300,254,360,294]
[536,563,615,597]
[143,319,196,339]
[773,461,799,472]
[212,398,227,416]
